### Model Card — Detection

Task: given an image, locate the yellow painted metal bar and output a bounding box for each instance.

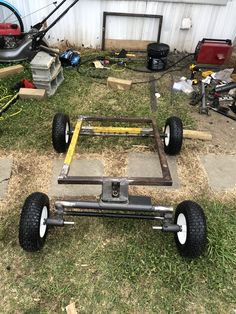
[89,126,143,134]
[64,119,83,166]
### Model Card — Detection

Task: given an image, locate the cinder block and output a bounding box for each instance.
[30,51,59,69]
[31,51,61,81]
[31,63,61,81]
[34,69,64,97]
[107,77,132,90]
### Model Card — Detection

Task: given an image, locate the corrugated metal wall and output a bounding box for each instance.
[5,0,236,52]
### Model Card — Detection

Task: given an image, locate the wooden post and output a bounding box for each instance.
[183,130,212,141]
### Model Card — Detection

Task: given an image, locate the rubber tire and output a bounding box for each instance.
[174,200,207,258]
[164,116,183,155]
[0,2,24,32]
[52,113,71,153]
[19,192,50,252]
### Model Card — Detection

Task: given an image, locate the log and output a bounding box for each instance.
[0,65,24,78]
[183,130,212,141]
[19,88,46,100]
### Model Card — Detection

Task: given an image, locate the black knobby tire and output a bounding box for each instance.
[0,2,24,32]
[174,200,207,258]
[52,113,71,153]
[164,116,183,155]
[19,192,50,252]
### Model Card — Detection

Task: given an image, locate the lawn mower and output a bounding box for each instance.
[0,0,80,62]
[19,113,207,258]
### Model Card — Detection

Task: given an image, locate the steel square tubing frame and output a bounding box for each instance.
[58,115,172,186]
[101,12,163,51]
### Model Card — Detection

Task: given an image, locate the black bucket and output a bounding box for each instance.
[147,43,170,71]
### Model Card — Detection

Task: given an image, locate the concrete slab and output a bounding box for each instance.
[127,153,180,189]
[0,158,13,200]
[201,155,236,190]
[50,159,104,197]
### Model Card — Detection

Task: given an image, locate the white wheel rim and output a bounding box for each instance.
[39,206,48,238]
[65,123,69,144]
[164,125,170,146]
[177,213,187,245]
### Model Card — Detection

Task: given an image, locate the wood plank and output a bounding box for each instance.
[183,130,212,141]
[0,65,24,78]
[231,73,236,82]
[105,39,154,51]
[19,88,46,100]
[107,77,132,90]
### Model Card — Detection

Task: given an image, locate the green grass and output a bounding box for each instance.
[0,57,235,313]
[0,61,195,152]
[0,199,235,313]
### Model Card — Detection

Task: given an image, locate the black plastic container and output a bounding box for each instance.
[147,43,170,71]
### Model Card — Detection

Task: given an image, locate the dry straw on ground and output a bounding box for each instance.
[1,135,235,215]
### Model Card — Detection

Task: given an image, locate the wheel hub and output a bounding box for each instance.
[65,122,70,143]
[39,206,48,238]
[177,213,187,244]
[164,125,170,146]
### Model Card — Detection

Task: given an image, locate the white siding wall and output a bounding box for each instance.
[5,0,236,52]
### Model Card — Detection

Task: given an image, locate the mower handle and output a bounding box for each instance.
[32,1,61,31]
[32,0,80,49]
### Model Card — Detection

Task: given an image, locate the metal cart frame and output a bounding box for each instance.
[47,115,178,232]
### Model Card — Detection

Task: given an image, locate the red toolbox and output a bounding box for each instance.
[195,38,233,65]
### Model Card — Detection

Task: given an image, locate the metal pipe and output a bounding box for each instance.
[32,0,68,30]
[153,206,174,212]
[41,0,79,33]
[82,116,152,123]
[32,0,80,47]
[200,81,208,114]
[80,132,152,138]
[63,210,164,220]
[58,176,172,186]
[55,200,174,213]
[56,200,152,211]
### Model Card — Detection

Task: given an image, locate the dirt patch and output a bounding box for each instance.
[191,110,236,154]
[0,150,54,214]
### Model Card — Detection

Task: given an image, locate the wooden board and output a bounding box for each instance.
[105,39,154,51]
[107,77,132,90]
[231,73,236,82]
[19,88,46,100]
[0,65,24,78]
[183,130,212,141]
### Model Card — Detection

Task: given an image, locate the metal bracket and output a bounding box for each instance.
[101,179,129,203]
